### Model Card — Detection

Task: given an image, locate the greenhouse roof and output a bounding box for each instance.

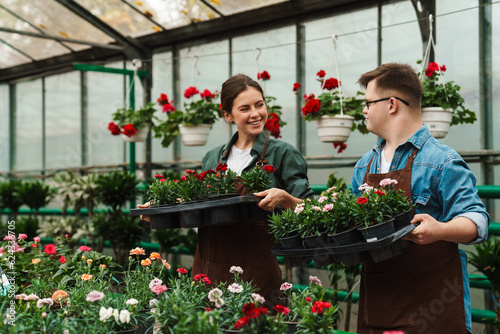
[0,0,372,82]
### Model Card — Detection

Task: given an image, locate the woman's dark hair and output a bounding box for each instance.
[220,74,264,114]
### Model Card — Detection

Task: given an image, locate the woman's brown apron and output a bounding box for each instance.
[357,148,466,334]
[192,139,283,307]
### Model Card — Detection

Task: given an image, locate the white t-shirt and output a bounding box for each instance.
[226,145,253,176]
[380,148,391,173]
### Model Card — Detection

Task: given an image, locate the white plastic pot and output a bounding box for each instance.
[178,124,211,146]
[315,115,354,143]
[421,107,453,139]
[121,127,148,143]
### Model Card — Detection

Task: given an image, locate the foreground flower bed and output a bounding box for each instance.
[0,234,339,333]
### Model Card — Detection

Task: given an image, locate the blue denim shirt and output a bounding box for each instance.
[352,125,490,332]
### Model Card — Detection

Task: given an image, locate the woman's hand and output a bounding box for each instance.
[137,202,151,222]
[253,188,301,211]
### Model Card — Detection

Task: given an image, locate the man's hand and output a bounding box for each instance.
[253,188,301,211]
[137,202,151,222]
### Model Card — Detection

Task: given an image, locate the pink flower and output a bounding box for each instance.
[230,266,243,275]
[33,237,41,243]
[309,275,322,286]
[294,205,304,214]
[380,178,398,187]
[149,278,163,290]
[312,206,321,211]
[358,183,373,192]
[10,243,25,253]
[86,290,105,302]
[280,282,293,291]
[228,283,243,293]
[151,284,168,295]
[18,234,28,240]
[323,204,333,212]
[79,245,91,252]
[252,293,265,304]
[318,196,328,203]
[0,247,4,255]
[3,235,14,241]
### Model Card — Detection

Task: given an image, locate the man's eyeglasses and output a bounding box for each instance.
[363,97,409,110]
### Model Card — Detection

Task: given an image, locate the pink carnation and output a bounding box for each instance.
[79,245,91,252]
[380,178,398,187]
[280,282,293,291]
[318,196,328,203]
[323,204,334,212]
[86,290,105,302]
[309,275,322,286]
[149,278,163,289]
[33,237,41,243]
[18,234,28,240]
[151,284,168,295]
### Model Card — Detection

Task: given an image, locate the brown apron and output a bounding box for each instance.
[192,139,283,307]
[357,148,466,334]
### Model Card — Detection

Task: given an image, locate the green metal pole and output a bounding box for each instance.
[128,73,136,209]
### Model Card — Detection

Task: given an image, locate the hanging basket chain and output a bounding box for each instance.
[320,34,344,115]
[190,55,199,88]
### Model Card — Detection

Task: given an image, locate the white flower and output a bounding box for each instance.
[36,298,54,308]
[99,307,113,322]
[294,205,304,214]
[312,206,321,211]
[86,290,105,302]
[252,293,265,304]
[215,298,225,308]
[25,294,39,300]
[149,299,158,308]
[126,298,139,305]
[15,294,27,300]
[229,266,243,275]
[208,288,223,302]
[358,183,373,193]
[113,308,119,322]
[119,309,131,324]
[149,278,163,289]
[228,283,243,293]
[309,275,322,286]
[280,282,293,291]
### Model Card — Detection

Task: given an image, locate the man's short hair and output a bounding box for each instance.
[358,63,422,108]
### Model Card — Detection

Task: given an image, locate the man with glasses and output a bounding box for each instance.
[352,63,489,334]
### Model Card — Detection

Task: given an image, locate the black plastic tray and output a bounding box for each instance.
[130,194,269,229]
[272,223,417,267]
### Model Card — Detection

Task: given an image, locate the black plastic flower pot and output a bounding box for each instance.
[279,234,303,250]
[207,193,240,200]
[302,233,327,249]
[303,233,341,267]
[358,219,396,242]
[393,209,413,230]
[327,225,364,246]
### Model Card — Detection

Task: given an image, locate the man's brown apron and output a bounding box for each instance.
[192,139,283,306]
[357,148,466,334]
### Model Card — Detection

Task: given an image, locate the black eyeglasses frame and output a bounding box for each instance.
[364,97,410,109]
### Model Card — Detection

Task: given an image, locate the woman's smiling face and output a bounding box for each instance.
[224,86,268,139]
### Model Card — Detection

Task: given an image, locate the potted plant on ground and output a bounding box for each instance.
[153,88,221,147]
[108,102,158,142]
[418,60,477,138]
[300,69,366,150]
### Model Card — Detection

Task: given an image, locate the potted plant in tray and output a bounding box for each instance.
[301,69,366,151]
[418,60,477,138]
[108,102,158,142]
[153,88,221,147]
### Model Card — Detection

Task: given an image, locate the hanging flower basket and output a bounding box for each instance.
[178,124,211,146]
[121,127,149,143]
[315,115,354,143]
[421,107,453,139]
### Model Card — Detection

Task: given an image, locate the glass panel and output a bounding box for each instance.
[1,0,114,45]
[123,0,220,34]
[151,51,174,165]
[14,79,42,171]
[0,31,70,61]
[232,25,297,149]
[179,40,229,166]
[213,0,289,16]
[0,41,32,68]
[87,70,125,166]
[303,8,379,184]
[493,3,500,191]
[0,84,9,172]
[382,1,421,65]
[124,60,144,164]
[45,72,81,170]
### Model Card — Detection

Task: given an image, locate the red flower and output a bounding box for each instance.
[121,123,137,137]
[59,256,66,264]
[333,142,347,153]
[234,316,250,329]
[194,273,207,281]
[440,65,446,72]
[44,244,57,255]
[154,174,164,178]
[374,190,386,196]
[159,178,166,182]
[274,304,290,315]
[216,163,228,172]
[162,103,175,113]
[425,62,441,77]
[181,175,188,181]
[357,197,368,205]
[311,301,331,314]
[306,297,311,302]
[263,165,276,173]
[265,113,281,138]
[316,69,326,78]
[292,82,301,92]
[185,169,197,174]
[201,277,211,284]
[157,93,169,105]
[257,70,270,80]
[323,77,340,90]
[200,89,216,99]
[184,86,199,98]
[301,98,322,116]
[205,307,213,312]
[303,93,315,102]
[79,245,91,252]
[177,268,188,274]
[107,122,121,136]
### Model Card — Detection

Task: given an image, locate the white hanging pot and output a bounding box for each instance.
[178,124,211,146]
[122,127,148,143]
[315,115,354,143]
[421,107,453,139]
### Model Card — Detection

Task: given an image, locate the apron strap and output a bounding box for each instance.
[256,137,269,167]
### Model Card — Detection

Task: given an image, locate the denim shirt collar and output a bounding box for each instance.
[372,124,433,154]
[220,131,267,162]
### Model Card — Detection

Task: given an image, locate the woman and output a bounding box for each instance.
[192,74,314,306]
